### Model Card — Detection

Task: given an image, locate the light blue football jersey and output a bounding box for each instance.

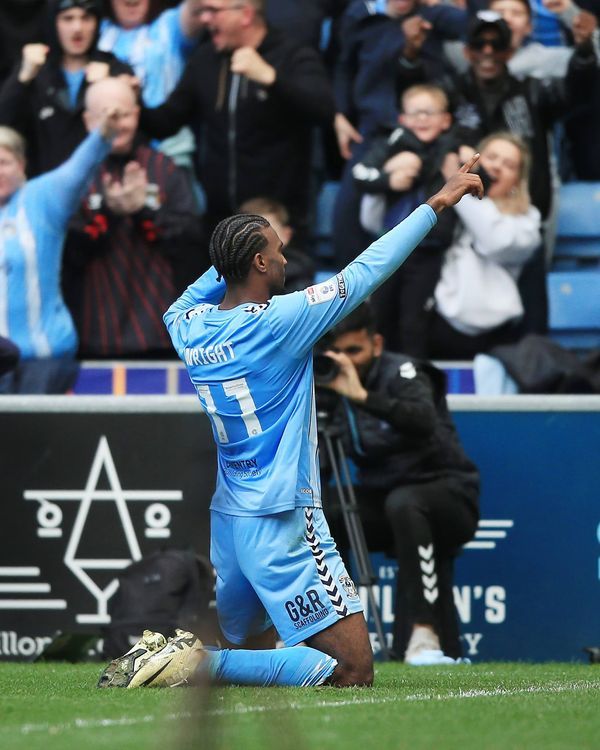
[99,7,196,108]
[164,204,436,516]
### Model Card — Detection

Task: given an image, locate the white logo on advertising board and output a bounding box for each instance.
[463,519,514,550]
[4,436,184,625]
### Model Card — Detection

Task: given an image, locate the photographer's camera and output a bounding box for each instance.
[313,352,340,386]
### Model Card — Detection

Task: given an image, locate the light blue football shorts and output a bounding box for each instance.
[210,507,364,646]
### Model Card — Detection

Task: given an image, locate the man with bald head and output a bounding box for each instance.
[62,77,203,359]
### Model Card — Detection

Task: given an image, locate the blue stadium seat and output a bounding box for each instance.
[547,270,600,349]
[554,182,600,265]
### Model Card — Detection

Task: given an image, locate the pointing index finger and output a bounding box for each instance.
[459,152,480,173]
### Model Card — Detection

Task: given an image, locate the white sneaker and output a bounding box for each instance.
[405,648,458,666]
[127,629,207,688]
[404,625,441,663]
[97,630,168,688]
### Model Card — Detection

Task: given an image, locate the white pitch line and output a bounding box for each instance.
[14,681,598,736]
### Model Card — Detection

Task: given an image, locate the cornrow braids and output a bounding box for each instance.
[209,214,270,282]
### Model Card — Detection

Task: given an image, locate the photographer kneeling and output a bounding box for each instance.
[318,302,479,664]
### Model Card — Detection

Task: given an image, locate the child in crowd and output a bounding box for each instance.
[238,197,315,293]
[352,84,465,355]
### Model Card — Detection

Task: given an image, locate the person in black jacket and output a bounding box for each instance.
[398,11,597,334]
[352,83,463,355]
[441,12,596,222]
[0,0,133,177]
[139,0,335,242]
[331,0,469,266]
[320,303,479,664]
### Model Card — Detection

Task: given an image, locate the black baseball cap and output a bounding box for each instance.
[54,0,104,15]
[466,11,512,50]
[46,0,104,56]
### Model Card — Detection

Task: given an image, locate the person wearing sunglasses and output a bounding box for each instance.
[400,10,597,335]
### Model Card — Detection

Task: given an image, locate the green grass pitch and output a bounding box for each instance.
[1,662,599,750]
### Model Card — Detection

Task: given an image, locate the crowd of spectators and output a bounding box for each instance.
[0,0,598,392]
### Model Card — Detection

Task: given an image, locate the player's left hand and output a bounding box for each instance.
[321,351,368,403]
[427,152,483,213]
[230,47,276,86]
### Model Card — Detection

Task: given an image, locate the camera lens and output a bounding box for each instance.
[313,353,340,385]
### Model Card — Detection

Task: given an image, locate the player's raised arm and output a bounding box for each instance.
[269,156,484,356]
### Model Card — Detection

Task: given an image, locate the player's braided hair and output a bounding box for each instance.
[209,214,270,282]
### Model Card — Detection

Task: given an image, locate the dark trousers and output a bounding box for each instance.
[328,475,478,658]
[371,248,444,356]
[426,310,524,361]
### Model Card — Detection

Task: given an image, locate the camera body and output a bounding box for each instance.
[313,352,340,386]
[312,352,342,427]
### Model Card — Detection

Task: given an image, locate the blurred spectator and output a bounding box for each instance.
[140,0,335,241]
[98,0,206,167]
[0,113,118,394]
[0,1,47,86]
[63,77,203,359]
[99,0,204,105]
[332,0,469,265]
[264,0,352,185]
[321,302,480,664]
[0,0,133,177]
[491,0,589,77]
[238,197,315,292]
[466,0,590,45]
[0,336,20,377]
[531,0,579,44]
[404,12,596,219]
[429,132,541,359]
[353,84,462,355]
[446,1,600,184]
[409,12,596,332]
